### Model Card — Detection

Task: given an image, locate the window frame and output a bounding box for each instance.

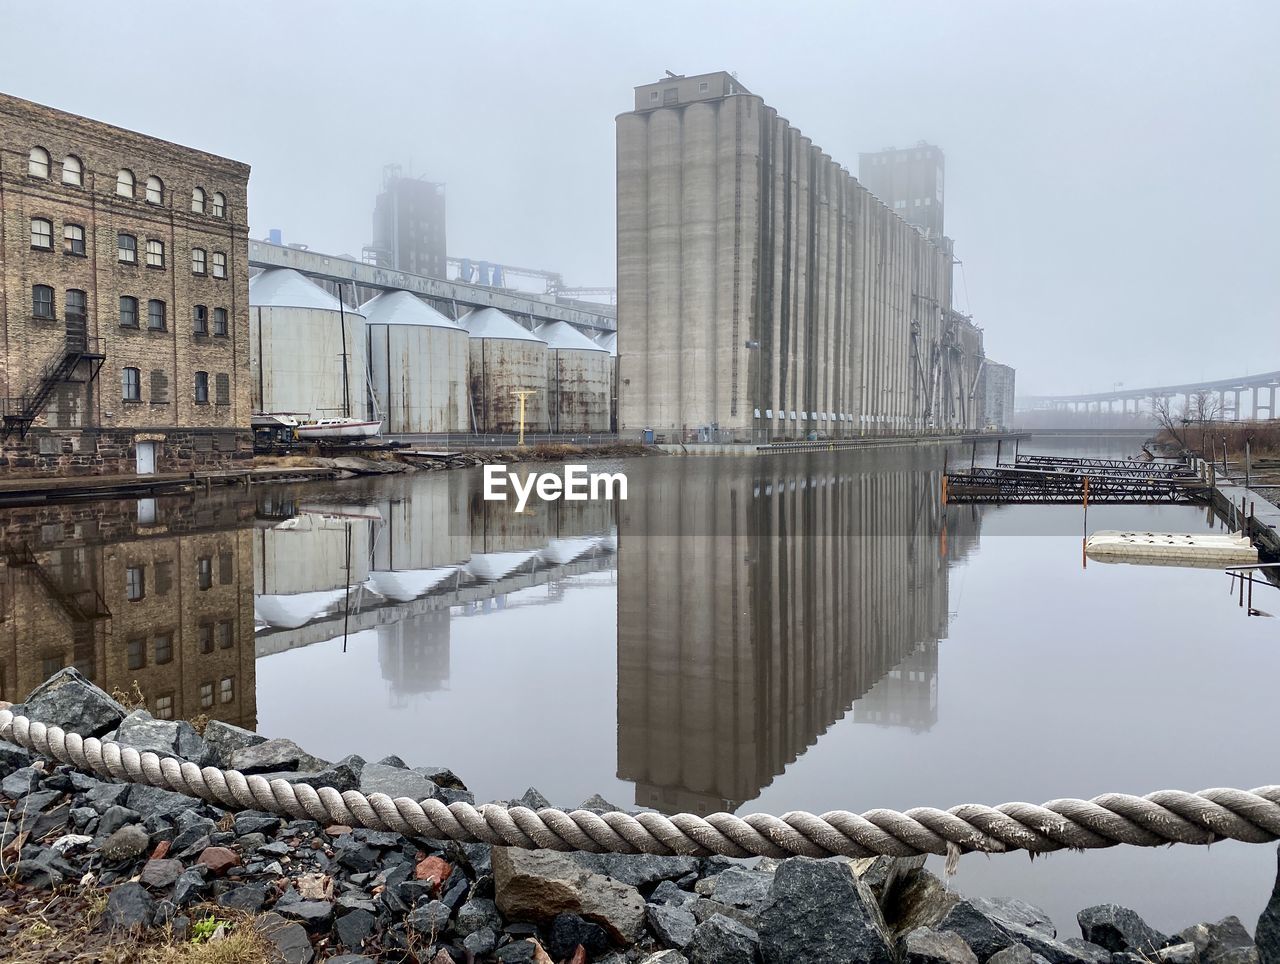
[32,285,55,320]
[145,239,165,269]
[145,175,164,205]
[63,223,86,257]
[219,677,234,704]
[65,289,87,326]
[193,304,209,336]
[118,232,137,264]
[154,634,173,665]
[116,169,135,198]
[147,299,167,332]
[191,187,206,214]
[30,217,53,250]
[119,296,139,329]
[211,251,227,279]
[212,307,228,337]
[200,682,213,709]
[125,564,145,600]
[122,366,142,403]
[28,146,50,179]
[194,372,210,406]
[192,247,207,275]
[61,155,83,187]
[211,192,225,218]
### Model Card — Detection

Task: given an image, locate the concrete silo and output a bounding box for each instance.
[459,308,548,433]
[596,331,618,433]
[534,321,612,433]
[249,268,368,420]
[362,291,469,434]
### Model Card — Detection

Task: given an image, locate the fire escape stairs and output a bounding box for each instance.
[5,546,112,624]
[2,326,106,440]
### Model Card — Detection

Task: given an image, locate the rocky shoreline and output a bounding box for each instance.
[3,669,1279,964]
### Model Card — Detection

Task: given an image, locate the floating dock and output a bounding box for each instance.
[1085,531,1258,568]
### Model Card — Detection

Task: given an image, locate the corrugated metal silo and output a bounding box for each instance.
[362,291,469,433]
[534,321,611,433]
[596,331,618,433]
[459,308,548,433]
[249,268,368,419]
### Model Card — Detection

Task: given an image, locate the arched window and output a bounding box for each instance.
[30,218,53,250]
[118,233,137,264]
[116,169,135,198]
[28,147,50,178]
[192,248,207,275]
[32,285,55,320]
[62,155,83,186]
[145,176,164,205]
[191,187,206,214]
[211,192,225,218]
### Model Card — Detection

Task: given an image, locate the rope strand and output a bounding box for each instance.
[3,709,1277,860]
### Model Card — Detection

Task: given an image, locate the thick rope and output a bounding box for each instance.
[3,709,1279,860]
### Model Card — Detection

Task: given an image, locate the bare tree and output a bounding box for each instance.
[1151,395,1188,450]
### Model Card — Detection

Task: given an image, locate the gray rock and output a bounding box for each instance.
[2,766,40,798]
[1177,917,1259,964]
[255,911,315,964]
[988,947,1034,964]
[691,898,758,931]
[113,710,209,764]
[105,882,155,930]
[707,867,773,912]
[374,754,408,769]
[228,737,327,774]
[413,764,465,790]
[456,897,503,937]
[1076,904,1168,955]
[97,804,143,837]
[335,908,376,950]
[464,926,498,956]
[850,854,928,905]
[278,900,334,927]
[902,927,980,964]
[516,786,552,809]
[358,762,444,801]
[650,902,698,949]
[201,719,266,762]
[570,852,701,889]
[651,879,698,907]
[101,824,150,861]
[547,912,612,958]
[492,845,647,943]
[641,954,690,964]
[14,858,64,889]
[173,867,209,907]
[20,668,126,737]
[973,897,1056,939]
[139,858,184,889]
[234,810,281,836]
[408,899,451,937]
[758,857,894,964]
[1258,845,1280,964]
[688,914,760,964]
[218,883,269,912]
[0,739,32,772]
[1059,938,1110,963]
[936,898,1018,962]
[126,783,194,819]
[1156,942,1198,964]
[579,793,625,813]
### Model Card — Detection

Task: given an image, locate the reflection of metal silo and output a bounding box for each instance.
[377,611,451,705]
[596,331,618,433]
[362,291,469,433]
[534,321,612,433]
[249,269,368,418]
[253,514,374,629]
[459,308,548,433]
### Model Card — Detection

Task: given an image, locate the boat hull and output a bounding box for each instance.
[295,420,382,440]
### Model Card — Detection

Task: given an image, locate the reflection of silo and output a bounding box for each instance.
[253,516,373,628]
[249,269,368,418]
[377,610,451,704]
[534,321,611,433]
[363,291,469,433]
[371,472,471,572]
[468,486,549,554]
[596,331,618,432]
[460,308,548,432]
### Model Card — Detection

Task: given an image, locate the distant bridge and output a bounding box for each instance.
[1020,369,1280,419]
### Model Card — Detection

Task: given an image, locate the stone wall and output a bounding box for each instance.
[0,427,252,477]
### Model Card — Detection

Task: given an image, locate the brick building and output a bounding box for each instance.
[0,92,252,476]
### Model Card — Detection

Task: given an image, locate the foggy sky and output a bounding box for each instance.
[2,0,1275,395]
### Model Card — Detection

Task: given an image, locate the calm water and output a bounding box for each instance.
[2,436,1276,934]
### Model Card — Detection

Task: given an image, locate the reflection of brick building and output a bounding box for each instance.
[616,451,968,815]
[0,497,256,729]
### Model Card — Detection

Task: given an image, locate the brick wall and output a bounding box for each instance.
[0,92,252,473]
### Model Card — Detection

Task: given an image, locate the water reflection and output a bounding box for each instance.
[0,498,257,729]
[616,453,980,815]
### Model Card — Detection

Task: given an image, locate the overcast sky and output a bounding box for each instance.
[2,0,1275,394]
